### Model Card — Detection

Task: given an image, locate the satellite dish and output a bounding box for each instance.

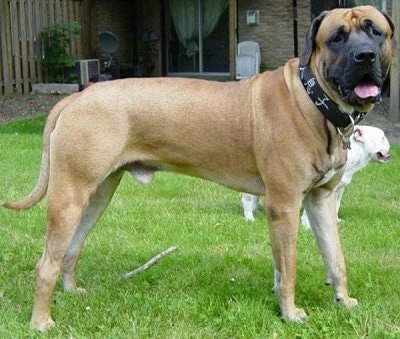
[99,31,120,54]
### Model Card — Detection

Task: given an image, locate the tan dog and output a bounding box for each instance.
[3,6,394,331]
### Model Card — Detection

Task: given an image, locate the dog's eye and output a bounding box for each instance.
[332,34,343,43]
[367,25,383,38]
[364,20,384,39]
[371,27,383,38]
[328,30,347,47]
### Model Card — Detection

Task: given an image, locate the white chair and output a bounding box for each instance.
[236,41,260,80]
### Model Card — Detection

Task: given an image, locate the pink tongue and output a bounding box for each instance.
[354,83,379,98]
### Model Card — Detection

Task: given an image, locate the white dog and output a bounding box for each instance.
[242,125,390,225]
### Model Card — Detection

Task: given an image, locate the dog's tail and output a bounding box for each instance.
[3,94,78,210]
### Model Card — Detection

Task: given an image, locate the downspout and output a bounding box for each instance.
[292,0,298,57]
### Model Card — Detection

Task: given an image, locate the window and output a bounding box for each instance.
[343,0,387,10]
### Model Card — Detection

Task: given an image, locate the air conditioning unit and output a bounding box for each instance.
[75,59,99,85]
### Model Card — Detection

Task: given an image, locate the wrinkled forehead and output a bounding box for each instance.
[318,6,392,38]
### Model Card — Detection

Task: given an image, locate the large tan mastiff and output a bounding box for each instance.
[3,6,394,331]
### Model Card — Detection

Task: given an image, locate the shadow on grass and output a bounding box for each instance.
[0,115,46,134]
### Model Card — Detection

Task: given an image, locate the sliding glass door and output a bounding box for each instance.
[166,0,229,76]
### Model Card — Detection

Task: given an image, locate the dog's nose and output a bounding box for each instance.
[353,46,376,64]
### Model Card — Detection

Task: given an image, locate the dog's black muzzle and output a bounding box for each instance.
[351,44,377,65]
[329,42,383,106]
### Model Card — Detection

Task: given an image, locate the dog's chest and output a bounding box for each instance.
[314,154,346,188]
[315,168,338,187]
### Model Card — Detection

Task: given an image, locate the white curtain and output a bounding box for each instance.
[169,0,198,57]
[202,0,228,37]
[169,0,228,57]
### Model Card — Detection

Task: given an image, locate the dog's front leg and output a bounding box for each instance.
[303,188,358,308]
[265,199,308,322]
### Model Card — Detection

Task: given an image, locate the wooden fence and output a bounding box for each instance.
[0,0,92,95]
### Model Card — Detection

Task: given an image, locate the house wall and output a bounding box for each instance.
[237,0,311,69]
[93,0,311,75]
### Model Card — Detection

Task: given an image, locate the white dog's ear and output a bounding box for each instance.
[353,128,365,142]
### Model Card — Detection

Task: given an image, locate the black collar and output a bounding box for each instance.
[299,65,366,129]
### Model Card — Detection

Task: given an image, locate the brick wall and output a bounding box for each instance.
[95,0,135,66]
[237,0,311,69]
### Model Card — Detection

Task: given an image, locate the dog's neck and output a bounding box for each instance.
[299,65,366,130]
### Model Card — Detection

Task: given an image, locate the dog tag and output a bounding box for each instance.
[342,137,351,150]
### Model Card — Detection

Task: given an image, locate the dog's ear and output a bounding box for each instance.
[300,11,327,66]
[353,127,365,142]
[380,11,396,97]
[381,11,395,38]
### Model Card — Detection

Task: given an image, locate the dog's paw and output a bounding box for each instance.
[73,287,87,295]
[67,287,87,295]
[243,212,255,222]
[281,307,308,323]
[30,316,55,332]
[64,285,87,295]
[335,296,358,308]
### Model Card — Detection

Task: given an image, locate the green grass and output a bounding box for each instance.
[0,117,399,338]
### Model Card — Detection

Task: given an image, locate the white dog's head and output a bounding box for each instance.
[352,125,390,164]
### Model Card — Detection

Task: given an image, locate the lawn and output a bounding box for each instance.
[0,116,399,338]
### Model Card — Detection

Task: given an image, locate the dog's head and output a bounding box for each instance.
[352,125,390,163]
[300,6,395,113]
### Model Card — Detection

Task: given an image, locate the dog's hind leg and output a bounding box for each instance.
[62,171,124,292]
[30,189,89,330]
[334,185,346,223]
[30,172,122,331]
[241,193,259,221]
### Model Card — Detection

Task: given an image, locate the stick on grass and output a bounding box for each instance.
[124,246,178,279]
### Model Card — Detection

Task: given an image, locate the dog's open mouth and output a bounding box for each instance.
[353,81,380,99]
[376,151,390,163]
[336,74,382,105]
[338,79,381,104]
